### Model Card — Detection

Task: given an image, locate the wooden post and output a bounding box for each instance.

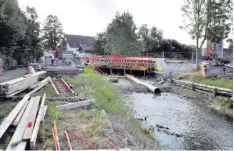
[144,70,146,77]
[110,68,112,75]
[124,68,126,75]
[162,51,165,59]
[191,83,195,91]
[213,88,217,97]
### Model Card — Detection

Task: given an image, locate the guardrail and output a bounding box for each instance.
[172,79,233,97]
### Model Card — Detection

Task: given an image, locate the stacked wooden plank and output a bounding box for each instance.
[0,71,46,96]
[0,57,2,75]
[0,94,48,150]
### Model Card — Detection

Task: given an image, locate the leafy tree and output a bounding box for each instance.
[149,26,163,52]
[207,0,233,43]
[181,0,233,68]
[42,15,64,50]
[0,0,26,53]
[94,32,106,55]
[15,7,42,63]
[139,24,150,51]
[0,0,26,67]
[180,0,208,69]
[104,12,142,54]
[139,25,163,52]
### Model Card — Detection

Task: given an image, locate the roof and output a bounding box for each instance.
[65,34,95,52]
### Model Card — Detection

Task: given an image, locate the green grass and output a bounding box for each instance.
[176,71,233,89]
[33,84,57,97]
[192,75,233,89]
[37,65,156,150]
[64,66,156,141]
[215,97,233,108]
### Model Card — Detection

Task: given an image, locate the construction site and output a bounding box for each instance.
[0,50,233,150]
[0,0,233,150]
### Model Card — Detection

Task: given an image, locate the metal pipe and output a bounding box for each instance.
[126,75,161,94]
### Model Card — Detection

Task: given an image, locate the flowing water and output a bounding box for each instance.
[114,79,233,150]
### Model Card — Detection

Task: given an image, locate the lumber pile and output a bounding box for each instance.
[0,71,46,96]
[172,79,233,97]
[0,94,47,150]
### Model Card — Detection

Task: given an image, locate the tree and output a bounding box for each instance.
[104,12,142,54]
[181,0,208,69]
[139,25,163,52]
[0,0,26,67]
[42,15,64,50]
[94,32,106,55]
[15,7,42,63]
[181,0,233,68]
[139,24,150,51]
[207,0,233,43]
[149,26,163,52]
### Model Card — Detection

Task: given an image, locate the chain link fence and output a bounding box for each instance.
[140,51,197,63]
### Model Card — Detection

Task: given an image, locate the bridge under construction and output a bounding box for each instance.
[85,54,167,76]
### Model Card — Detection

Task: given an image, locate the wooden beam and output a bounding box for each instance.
[40,93,46,108]
[40,106,48,122]
[26,77,51,96]
[6,97,36,150]
[61,78,75,94]
[30,93,46,149]
[50,79,59,95]
[56,99,95,110]
[23,96,41,140]
[12,101,29,126]
[9,141,27,151]
[0,95,30,139]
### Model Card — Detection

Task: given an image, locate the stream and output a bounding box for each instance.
[114,78,233,150]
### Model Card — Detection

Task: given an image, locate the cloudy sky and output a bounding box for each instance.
[18,0,197,46]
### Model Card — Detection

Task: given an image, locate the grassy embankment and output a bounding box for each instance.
[38,66,157,150]
[176,71,233,89]
[175,71,233,110]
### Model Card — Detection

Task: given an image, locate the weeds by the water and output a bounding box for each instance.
[215,97,233,108]
[176,71,233,89]
[37,66,157,149]
[64,66,157,141]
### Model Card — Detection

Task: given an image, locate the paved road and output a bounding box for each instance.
[0,68,27,83]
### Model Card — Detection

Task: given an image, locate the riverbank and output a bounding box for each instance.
[175,70,233,89]
[114,78,233,150]
[35,66,160,150]
[172,70,233,119]
[170,84,233,120]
